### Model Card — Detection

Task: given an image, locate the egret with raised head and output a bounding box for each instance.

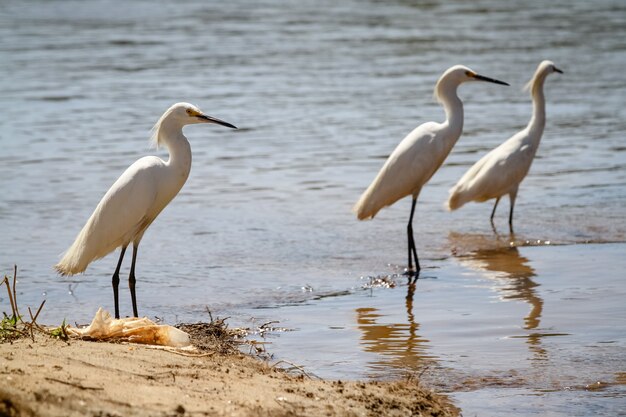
[354,65,508,276]
[55,102,237,318]
[447,61,562,233]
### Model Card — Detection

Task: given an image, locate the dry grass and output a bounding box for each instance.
[0,265,65,344]
[175,311,244,355]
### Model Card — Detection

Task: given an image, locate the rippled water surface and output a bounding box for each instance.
[1,0,625,415]
[247,242,626,416]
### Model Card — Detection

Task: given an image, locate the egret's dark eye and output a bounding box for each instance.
[465,70,472,77]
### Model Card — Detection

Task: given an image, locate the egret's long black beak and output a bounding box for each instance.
[198,114,237,129]
[473,73,509,86]
[554,67,564,74]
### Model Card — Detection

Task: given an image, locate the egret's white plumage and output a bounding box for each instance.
[447,61,562,231]
[55,102,236,317]
[354,65,508,274]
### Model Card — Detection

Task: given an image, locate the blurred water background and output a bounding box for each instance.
[1,0,625,415]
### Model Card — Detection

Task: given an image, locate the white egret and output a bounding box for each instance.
[447,61,562,233]
[354,65,508,275]
[55,102,237,318]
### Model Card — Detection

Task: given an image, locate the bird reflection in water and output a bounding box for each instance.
[467,247,542,330]
[450,232,547,360]
[355,282,433,376]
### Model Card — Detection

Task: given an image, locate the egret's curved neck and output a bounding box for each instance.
[527,76,547,140]
[437,82,464,140]
[158,121,192,178]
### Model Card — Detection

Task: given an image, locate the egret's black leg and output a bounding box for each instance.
[508,201,515,234]
[406,198,420,275]
[409,231,420,274]
[112,246,127,319]
[489,197,501,234]
[490,197,501,223]
[129,243,139,318]
[407,225,413,272]
[508,191,518,234]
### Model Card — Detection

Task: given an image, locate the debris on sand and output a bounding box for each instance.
[67,307,191,347]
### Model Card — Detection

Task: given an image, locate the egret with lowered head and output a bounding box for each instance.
[353,65,508,276]
[447,61,563,233]
[55,103,237,318]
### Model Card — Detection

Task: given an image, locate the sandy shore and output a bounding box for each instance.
[0,336,458,417]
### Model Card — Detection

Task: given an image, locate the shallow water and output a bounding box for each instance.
[244,242,626,416]
[1,0,625,415]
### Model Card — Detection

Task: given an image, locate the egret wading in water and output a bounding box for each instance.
[447,61,563,233]
[55,103,237,318]
[353,65,508,276]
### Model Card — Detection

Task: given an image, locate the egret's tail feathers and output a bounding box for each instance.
[54,215,121,276]
[54,224,99,275]
[54,258,85,276]
[55,238,91,276]
[353,188,381,220]
[353,202,374,220]
[447,186,467,211]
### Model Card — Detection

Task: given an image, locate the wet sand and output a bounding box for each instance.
[0,337,458,417]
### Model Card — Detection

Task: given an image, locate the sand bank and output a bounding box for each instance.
[0,336,458,417]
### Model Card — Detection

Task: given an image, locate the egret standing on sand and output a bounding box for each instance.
[55,103,237,318]
[354,66,508,275]
[447,61,562,233]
